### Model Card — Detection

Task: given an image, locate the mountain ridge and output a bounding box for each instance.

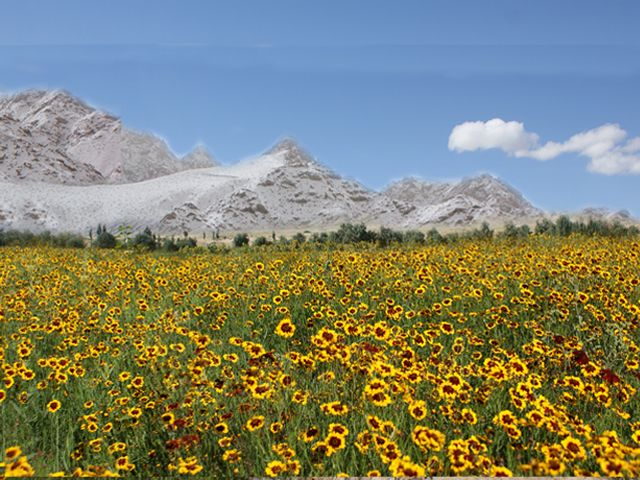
[1,89,628,234]
[0,89,218,185]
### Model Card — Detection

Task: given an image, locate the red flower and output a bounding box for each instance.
[600,369,620,384]
[572,350,589,365]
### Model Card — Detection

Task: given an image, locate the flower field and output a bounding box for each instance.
[1,237,640,477]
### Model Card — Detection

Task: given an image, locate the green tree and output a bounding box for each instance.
[253,236,269,247]
[233,233,249,247]
[292,232,306,244]
[555,215,574,236]
[378,227,403,247]
[132,227,157,251]
[403,230,426,245]
[534,218,556,235]
[96,229,117,248]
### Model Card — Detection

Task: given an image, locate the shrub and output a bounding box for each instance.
[292,232,306,244]
[96,231,117,249]
[403,230,425,245]
[278,236,290,246]
[233,233,249,247]
[332,223,377,244]
[534,218,556,235]
[131,227,157,251]
[556,215,573,237]
[502,223,531,240]
[310,232,329,244]
[378,227,403,247]
[252,236,269,247]
[175,237,197,249]
[161,238,179,252]
[425,228,445,245]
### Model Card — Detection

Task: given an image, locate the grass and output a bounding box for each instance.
[0,235,639,477]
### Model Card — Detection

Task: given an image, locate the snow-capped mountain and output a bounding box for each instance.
[0,136,542,233]
[384,175,541,225]
[0,90,217,184]
[181,145,218,170]
[0,89,550,234]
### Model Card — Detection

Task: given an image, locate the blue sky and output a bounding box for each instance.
[1,0,639,214]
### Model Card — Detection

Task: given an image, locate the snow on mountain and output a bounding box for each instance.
[555,207,635,225]
[0,133,544,233]
[180,145,218,170]
[384,174,541,225]
[0,90,107,184]
[0,138,414,233]
[0,89,551,234]
[0,89,217,184]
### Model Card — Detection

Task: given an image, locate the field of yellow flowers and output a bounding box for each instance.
[1,236,640,477]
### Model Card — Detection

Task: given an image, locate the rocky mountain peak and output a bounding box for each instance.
[383,173,541,225]
[266,138,316,167]
[0,88,553,232]
[2,89,95,121]
[0,89,225,185]
[181,145,218,169]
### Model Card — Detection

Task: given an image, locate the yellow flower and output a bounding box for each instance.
[265,459,287,477]
[412,426,446,451]
[222,449,241,463]
[275,318,296,338]
[325,433,346,456]
[389,455,426,477]
[489,465,513,477]
[299,426,320,443]
[47,399,61,413]
[461,408,478,425]
[561,436,586,461]
[320,401,350,416]
[128,407,142,419]
[328,423,349,438]
[176,456,202,475]
[5,446,22,461]
[114,455,132,470]
[292,390,309,405]
[246,415,265,431]
[408,400,428,420]
[493,409,517,428]
[214,422,229,434]
[269,422,283,434]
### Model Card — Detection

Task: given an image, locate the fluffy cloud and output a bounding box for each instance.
[448,118,640,175]
[448,119,539,155]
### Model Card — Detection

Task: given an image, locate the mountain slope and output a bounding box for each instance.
[0,90,107,184]
[0,90,217,184]
[0,139,410,233]
[0,134,545,233]
[0,89,549,233]
[384,174,541,225]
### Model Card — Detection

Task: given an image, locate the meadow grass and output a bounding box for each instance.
[1,236,639,477]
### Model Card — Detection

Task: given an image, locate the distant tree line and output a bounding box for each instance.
[532,215,639,237]
[0,216,637,250]
[0,230,86,248]
[0,225,201,252]
[232,217,639,249]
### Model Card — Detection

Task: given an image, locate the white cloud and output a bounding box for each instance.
[448,118,539,155]
[449,118,640,175]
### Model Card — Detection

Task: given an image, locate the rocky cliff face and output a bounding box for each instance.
[0,89,548,234]
[384,174,541,225]
[0,136,544,233]
[0,90,217,185]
